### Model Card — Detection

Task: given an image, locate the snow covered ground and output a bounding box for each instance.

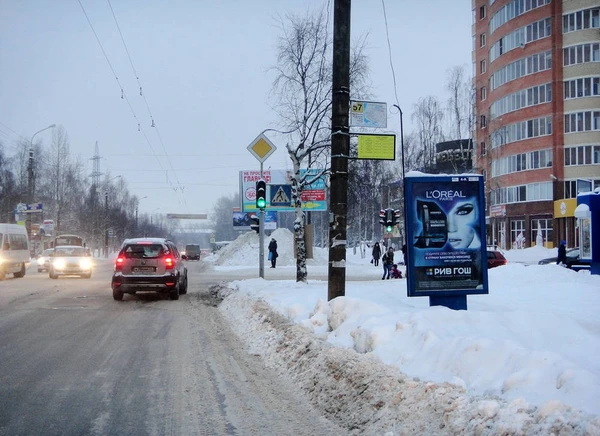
[205,229,600,435]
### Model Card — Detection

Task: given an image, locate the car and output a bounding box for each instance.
[111,237,188,301]
[184,244,201,261]
[487,249,508,269]
[48,245,93,279]
[37,248,55,272]
[538,247,591,271]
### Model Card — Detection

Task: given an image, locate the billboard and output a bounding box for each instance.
[239,169,327,212]
[405,174,488,298]
[233,211,277,231]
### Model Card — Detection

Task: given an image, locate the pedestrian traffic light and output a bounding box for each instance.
[250,214,260,233]
[379,209,386,225]
[385,208,394,233]
[256,180,266,209]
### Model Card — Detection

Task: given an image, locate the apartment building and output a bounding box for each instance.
[473,0,599,249]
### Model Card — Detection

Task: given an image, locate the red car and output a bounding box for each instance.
[487,249,508,269]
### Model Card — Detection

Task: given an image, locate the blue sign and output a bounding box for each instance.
[405,174,488,303]
[270,184,292,207]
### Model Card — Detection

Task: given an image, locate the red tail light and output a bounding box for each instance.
[115,257,124,270]
[164,257,174,270]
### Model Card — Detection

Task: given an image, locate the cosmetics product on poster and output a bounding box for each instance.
[405,174,488,297]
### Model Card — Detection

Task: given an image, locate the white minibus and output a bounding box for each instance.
[0,224,30,279]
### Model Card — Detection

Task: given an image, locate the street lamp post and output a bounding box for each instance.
[27,124,56,244]
[102,175,121,258]
[136,196,147,236]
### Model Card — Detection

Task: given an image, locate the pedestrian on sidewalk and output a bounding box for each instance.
[268,238,278,268]
[381,246,394,280]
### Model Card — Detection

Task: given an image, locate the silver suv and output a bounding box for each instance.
[111,238,188,301]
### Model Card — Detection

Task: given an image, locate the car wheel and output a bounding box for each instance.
[112,287,124,301]
[169,282,180,300]
[49,270,58,279]
[180,274,188,295]
[83,272,92,279]
[38,269,43,273]
[14,263,26,278]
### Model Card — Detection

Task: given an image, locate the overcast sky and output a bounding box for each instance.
[0,0,471,215]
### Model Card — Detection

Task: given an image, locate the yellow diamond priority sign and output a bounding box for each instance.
[247,133,277,163]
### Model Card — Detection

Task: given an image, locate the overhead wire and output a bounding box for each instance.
[381,0,401,108]
[106,0,185,198]
[77,0,186,205]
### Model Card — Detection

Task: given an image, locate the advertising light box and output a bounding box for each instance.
[405,174,488,299]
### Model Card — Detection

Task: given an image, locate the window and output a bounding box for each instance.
[480,141,486,156]
[531,218,553,247]
[481,115,487,128]
[481,86,487,101]
[564,145,600,165]
[480,5,486,20]
[480,33,486,47]
[481,59,487,74]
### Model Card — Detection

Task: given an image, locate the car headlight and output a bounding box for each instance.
[80,259,92,269]
[54,259,66,269]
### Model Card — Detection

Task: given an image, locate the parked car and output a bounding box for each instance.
[48,245,93,279]
[111,237,188,301]
[487,249,508,269]
[538,247,590,271]
[37,248,54,272]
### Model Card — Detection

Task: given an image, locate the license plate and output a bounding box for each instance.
[133,266,154,273]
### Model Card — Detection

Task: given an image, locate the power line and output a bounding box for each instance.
[78,0,186,206]
[106,0,185,197]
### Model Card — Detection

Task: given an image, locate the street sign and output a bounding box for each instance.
[23,203,43,213]
[350,100,387,128]
[247,133,277,163]
[270,184,292,207]
[357,134,396,160]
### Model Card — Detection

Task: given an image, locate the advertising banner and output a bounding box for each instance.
[405,174,488,297]
[239,169,327,212]
[233,211,277,231]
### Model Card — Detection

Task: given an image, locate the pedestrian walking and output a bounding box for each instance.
[557,240,567,266]
[381,247,394,280]
[372,242,381,266]
[268,238,278,268]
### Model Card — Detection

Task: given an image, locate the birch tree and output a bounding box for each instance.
[271,7,369,282]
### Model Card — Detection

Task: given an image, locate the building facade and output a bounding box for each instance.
[473,0,599,249]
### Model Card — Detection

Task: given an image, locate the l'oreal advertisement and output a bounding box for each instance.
[405,174,488,297]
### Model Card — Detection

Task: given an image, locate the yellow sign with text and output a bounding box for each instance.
[357,134,396,160]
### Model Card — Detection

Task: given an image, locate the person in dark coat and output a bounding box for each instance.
[372,242,381,266]
[268,238,278,268]
[557,240,567,266]
[381,247,394,280]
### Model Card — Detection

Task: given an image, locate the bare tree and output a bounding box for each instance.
[411,96,445,171]
[271,7,369,282]
[211,192,241,242]
[445,65,472,140]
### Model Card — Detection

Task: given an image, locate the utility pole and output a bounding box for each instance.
[328,0,351,301]
[104,191,109,257]
[26,149,34,241]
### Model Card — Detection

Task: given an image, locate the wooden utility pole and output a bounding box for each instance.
[328,0,351,301]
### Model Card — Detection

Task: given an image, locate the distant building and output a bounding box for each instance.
[473,0,600,250]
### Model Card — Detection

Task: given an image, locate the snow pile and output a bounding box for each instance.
[208,232,600,434]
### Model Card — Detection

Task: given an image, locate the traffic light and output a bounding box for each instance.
[379,209,386,225]
[394,209,401,226]
[385,208,394,233]
[250,214,260,233]
[256,180,266,209]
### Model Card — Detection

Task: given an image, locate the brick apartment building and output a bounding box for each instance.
[472,0,599,249]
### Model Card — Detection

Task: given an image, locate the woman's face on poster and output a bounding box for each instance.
[447,200,478,249]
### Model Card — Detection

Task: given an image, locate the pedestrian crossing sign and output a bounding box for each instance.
[270,184,292,207]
